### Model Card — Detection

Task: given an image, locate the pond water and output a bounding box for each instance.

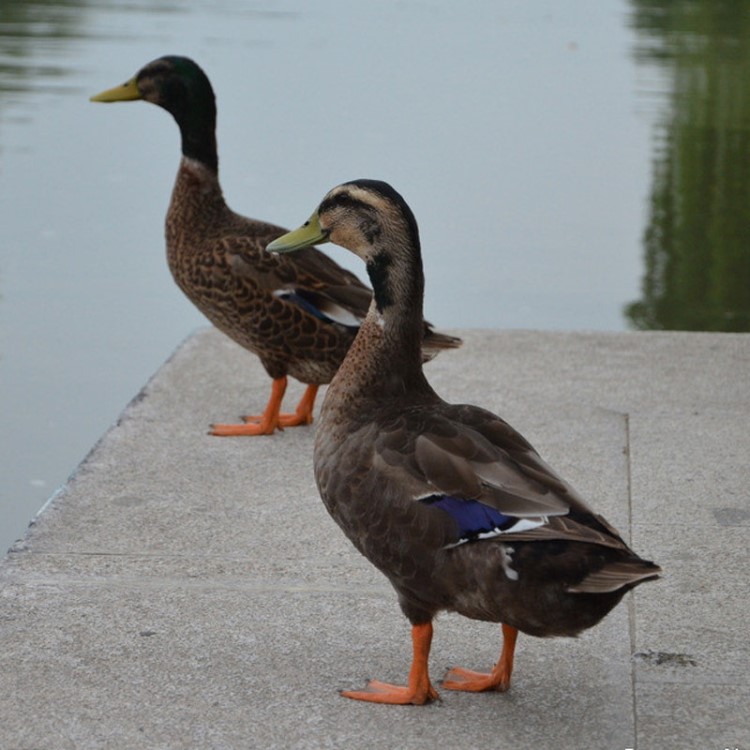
[1,0,749,553]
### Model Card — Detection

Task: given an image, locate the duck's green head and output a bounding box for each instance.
[90,55,213,112]
[90,55,217,169]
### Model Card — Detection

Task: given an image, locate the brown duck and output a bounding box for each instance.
[267,179,661,704]
[90,57,460,435]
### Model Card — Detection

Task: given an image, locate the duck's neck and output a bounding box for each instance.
[166,157,231,246]
[329,241,434,405]
[164,97,234,241]
[166,90,224,215]
[173,95,219,174]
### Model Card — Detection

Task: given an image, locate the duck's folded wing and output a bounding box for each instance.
[272,287,367,328]
[372,406,628,548]
[226,237,373,324]
[405,408,574,515]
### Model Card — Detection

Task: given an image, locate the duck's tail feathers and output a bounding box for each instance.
[567,559,662,594]
[421,328,463,361]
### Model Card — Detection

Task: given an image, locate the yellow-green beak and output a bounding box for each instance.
[90,77,142,103]
[267,213,328,253]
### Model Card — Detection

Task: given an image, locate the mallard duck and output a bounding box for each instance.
[90,57,460,435]
[267,179,661,705]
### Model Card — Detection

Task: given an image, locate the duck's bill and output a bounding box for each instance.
[267,213,327,253]
[90,77,141,103]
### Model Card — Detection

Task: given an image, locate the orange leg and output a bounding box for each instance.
[211,378,318,437]
[442,623,518,693]
[341,622,440,705]
[276,383,318,428]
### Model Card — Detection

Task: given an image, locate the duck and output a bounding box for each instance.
[90,57,460,435]
[267,179,661,705]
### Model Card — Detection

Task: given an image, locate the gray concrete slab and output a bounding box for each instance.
[1,328,748,749]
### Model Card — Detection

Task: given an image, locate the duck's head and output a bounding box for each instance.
[90,56,217,169]
[268,179,421,266]
[90,56,214,117]
[269,180,424,317]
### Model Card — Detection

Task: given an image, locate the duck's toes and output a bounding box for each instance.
[209,418,279,436]
[341,679,439,705]
[274,410,314,428]
[442,666,511,693]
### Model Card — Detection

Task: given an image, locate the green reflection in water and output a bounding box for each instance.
[0,0,88,98]
[626,0,750,331]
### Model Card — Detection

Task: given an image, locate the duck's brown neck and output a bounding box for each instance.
[327,245,434,406]
[166,157,233,243]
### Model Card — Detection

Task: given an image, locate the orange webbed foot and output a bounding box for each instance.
[209,380,318,437]
[442,623,518,694]
[276,410,314,427]
[341,679,439,705]
[442,665,511,693]
[341,622,438,706]
[241,408,312,428]
[210,419,279,437]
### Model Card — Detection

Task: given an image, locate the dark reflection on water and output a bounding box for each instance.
[0,0,90,98]
[627,0,750,331]
[0,0,199,109]
[0,1,293,105]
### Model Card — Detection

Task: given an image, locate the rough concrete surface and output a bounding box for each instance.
[1,328,748,750]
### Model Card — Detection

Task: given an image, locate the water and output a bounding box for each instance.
[1,0,748,554]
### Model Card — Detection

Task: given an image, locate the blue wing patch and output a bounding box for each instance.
[275,290,333,322]
[420,495,546,547]
[275,290,360,328]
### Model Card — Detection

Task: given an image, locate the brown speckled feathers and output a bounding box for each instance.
[92,57,460,434]
[165,160,371,385]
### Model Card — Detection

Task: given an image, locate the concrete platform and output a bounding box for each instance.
[1,328,748,750]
